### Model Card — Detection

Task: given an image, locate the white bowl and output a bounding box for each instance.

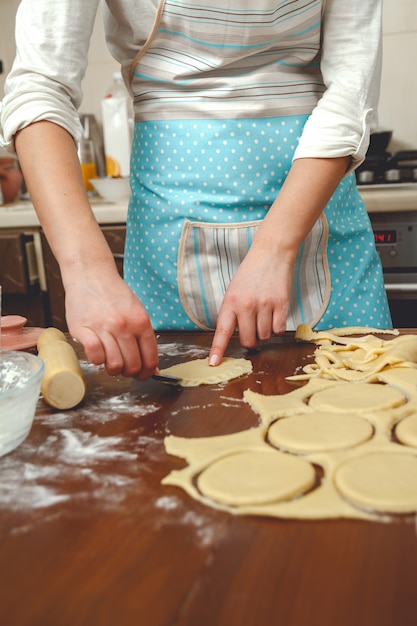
[0,350,44,457]
[89,177,131,202]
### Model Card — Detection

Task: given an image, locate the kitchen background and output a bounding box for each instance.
[0,0,416,150]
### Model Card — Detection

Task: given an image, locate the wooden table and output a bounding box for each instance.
[1,332,417,626]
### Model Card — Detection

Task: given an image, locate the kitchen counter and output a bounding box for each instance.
[1,185,417,230]
[358,184,417,213]
[0,196,128,228]
[1,332,416,626]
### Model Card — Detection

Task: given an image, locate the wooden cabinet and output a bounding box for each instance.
[41,224,126,331]
[0,229,47,326]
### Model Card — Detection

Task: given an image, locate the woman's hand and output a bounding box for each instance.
[208,239,293,365]
[63,262,158,380]
[208,156,351,365]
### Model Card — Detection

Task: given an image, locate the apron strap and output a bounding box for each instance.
[129,0,167,81]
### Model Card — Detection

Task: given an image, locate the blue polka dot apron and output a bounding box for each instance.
[124,0,392,332]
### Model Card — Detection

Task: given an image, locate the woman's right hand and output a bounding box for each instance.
[63,261,158,381]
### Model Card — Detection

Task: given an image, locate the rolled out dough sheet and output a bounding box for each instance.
[162,327,417,521]
[159,357,252,386]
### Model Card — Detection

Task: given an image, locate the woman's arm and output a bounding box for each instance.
[1,0,99,153]
[208,155,350,366]
[3,1,158,379]
[294,0,383,168]
[15,121,158,379]
[209,0,383,364]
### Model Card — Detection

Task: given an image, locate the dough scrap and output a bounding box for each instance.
[159,356,252,386]
[197,449,316,506]
[290,326,416,382]
[267,412,373,454]
[334,452,417,514]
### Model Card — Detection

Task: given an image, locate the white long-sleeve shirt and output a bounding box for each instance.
[0,0,382,168]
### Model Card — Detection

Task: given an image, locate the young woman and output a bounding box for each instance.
[0,0,391,379]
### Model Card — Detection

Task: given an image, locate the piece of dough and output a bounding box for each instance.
[197,450,316,506]
[334,451,417,514]
[159,357,252,386]
[267,412,373,454]
[396,414,417,448]
[308,382,406,413]
[290,327,414,382]
[295,323,399,343]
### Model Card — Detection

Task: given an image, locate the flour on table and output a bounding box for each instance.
[57,429,138,463]
[0,461,70,510]
[39,367,160,426]
[0,425,150,518]
[157,341,208,360]
[154,494,224,547]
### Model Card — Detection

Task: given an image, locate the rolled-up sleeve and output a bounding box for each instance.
[293,0,383,170]
[0,0,100,153]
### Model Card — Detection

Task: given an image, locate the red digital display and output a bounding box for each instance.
[373,230,397,244]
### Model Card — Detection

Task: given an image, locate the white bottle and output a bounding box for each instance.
[101,71,133,177]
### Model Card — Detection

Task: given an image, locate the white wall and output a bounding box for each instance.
[379,0,417,150]
[77,4,119,121]
[0,0,118,127]
[0,0,416,149]
[0,0,20,91]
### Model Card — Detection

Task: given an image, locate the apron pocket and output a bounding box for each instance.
[177,217,330,331]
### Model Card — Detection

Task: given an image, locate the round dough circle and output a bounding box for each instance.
[308,383,406,413]
[396,414,417,448]
[334,452,417,514]
[159,357,252,386]
[197,450,316,506]
[268,412,373,453]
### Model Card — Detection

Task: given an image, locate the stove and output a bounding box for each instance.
[356,150,417,186]
[357,159,417,326]
[369,209,417,290]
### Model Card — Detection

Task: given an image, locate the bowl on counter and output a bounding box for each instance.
[0,350,44,457]
[0,157,23,204]
[89,177,131,202]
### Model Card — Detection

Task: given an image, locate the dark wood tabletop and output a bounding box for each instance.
[1,331,416,626]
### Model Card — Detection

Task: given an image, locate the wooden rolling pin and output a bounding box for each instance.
[37,328,86,410]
